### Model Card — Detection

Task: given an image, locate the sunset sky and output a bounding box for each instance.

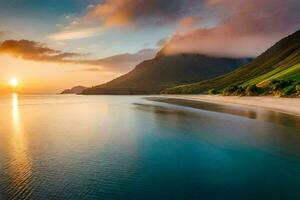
[0,0,299,93]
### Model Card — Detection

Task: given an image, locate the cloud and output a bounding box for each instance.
[83,48,157,72]
[49,27,103,40]
[0,39,157,72]
[48,14,104,41]
[67,67,102,72]
[86,0,198,27]
[0,31,8,39]
[163,0,300,57]
[81,68,101,72]
[50,0,204,40]
[0,40,81,63]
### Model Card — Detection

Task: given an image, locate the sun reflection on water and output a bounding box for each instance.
[8,93,33,199]
[12,93,21,133]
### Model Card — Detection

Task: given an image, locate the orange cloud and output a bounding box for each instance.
[0,40,80,63]
[50,0,203,40]
[0,31,6,37]
[0,39,156,73]
[87,0,131,26]
[176,16,201,34]
[86,0,189,27]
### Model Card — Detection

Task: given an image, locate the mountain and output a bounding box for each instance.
[61,86,87,94]
[163,29,300,96]
[82,53,250,95]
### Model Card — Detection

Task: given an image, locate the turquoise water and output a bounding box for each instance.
[0,95,299,200]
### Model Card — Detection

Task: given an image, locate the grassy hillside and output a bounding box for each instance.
[163,30,300,96]
[82,53,249,95]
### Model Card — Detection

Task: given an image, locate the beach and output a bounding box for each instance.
[160,95,300,117]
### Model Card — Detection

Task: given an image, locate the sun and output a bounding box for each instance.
[9,78,19,87]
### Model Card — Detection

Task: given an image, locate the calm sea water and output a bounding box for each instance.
[0,94,299,200]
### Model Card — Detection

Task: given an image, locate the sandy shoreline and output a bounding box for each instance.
[160,95,300,117]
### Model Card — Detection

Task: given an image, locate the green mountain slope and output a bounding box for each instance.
[82,54,249,95]
[163,30,300,95]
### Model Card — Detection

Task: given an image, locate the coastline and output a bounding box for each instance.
[158,95,300,117]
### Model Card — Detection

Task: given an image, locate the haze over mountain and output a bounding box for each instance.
[82,51,250,95]
[61,86,87,94]
[163,29,300,95]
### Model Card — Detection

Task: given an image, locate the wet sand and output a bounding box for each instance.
[157,95,300,117]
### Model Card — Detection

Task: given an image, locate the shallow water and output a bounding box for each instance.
[0,94,299,200]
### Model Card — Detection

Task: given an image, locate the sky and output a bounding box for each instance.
[0,0,299,93]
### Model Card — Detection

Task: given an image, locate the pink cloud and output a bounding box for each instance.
[163,0,300,57]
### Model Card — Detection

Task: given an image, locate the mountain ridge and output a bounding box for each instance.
[163,29,300,96]
[61,86,87,94]
[82,53,250,95]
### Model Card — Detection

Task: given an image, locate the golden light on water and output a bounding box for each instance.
[9,93,33,199]
[12,93,20,131]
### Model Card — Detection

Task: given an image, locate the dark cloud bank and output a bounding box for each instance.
[0,39,156,73]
